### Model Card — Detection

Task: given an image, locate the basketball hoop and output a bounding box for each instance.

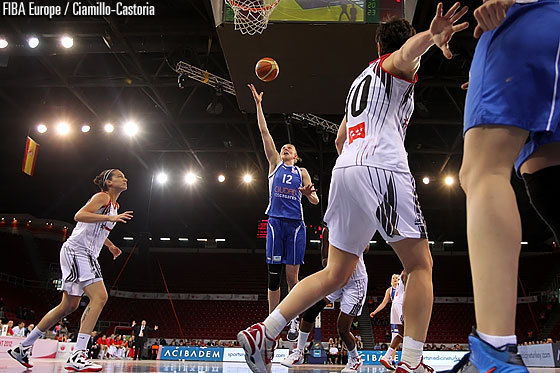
[225,0,280,35]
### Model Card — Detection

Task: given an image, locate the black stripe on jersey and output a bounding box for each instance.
[410,175,428,238]
[361,63,394,165]
[64,249,77,283]
[373,168,400,238]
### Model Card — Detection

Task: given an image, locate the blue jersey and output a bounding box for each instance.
[390,286,396,302]
[265,162,304,220]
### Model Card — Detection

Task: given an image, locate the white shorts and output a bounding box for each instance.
[324,166,428,256]
[326,277,368,316]
[60,244,103,296]
[390,302,403,325]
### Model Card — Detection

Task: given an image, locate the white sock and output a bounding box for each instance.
[384,347,395,360]
[349,346,359,359]
[477,330,517,350]
[297,331,310,351]
[263,309,288,339]
[76,333,91,351]
[22,327,45,347]
[401,336,424,367]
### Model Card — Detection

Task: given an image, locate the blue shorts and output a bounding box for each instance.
[266,217,306,265]
[464,1,560,173]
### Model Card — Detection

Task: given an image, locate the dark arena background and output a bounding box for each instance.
[1,0,559,372]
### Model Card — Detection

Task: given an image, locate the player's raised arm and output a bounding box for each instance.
[370,287,391,317]
[248,84,281,169]
[384,2,469,80]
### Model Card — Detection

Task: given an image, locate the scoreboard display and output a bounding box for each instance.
[225,0,403,24]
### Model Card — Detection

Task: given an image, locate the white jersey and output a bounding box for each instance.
[351,254,367,281]
[393,275,405,305]
[335,53,416,173]
[64,197,118,258]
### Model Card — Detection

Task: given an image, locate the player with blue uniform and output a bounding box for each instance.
[453,1,560,373]
[248,84,320,339]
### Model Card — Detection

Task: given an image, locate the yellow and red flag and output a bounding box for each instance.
[22,136,39,176]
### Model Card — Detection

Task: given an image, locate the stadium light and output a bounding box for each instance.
[443,241,454,244]
[123,237,133,241]
[123,121,138,136]
[56,122,70,136]
[178,238,189,242]
[243,174,253,183]
[156,172,168,185]
[310,239,321,243]
[81,124,90,133]
[422,176,430,185]
[218,174,226,183]
[160,237,171,241]
[27,36,39,49]
[197,238,207,242]
[60,35,73,49]
[185,172,197,185]
[0,37,8,49]
[37,124,47,133]
[444,176,455,186]
[216,239,226,242]
[104,123,114,133]
[521,241,528,245]
[369,241,377,244]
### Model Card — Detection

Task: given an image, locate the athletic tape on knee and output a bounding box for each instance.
[268,263,283,291]
[302,299,328,323]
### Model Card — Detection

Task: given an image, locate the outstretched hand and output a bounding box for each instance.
[248,84,263,106]
[298,183,316,197]
[430,2,469,59]
[108,245,122,260]
[109,211,133,224]
[473,0,516,39]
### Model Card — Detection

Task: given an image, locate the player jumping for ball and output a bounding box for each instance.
[249,83,320,341]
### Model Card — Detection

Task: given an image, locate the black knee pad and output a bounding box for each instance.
[268,264,283,291]
[522,165,560,242]
[302,299,328,323]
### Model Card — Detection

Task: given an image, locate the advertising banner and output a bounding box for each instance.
[159,346,224,361]
[222,348,289,363]
[56,342,77,360]
[0,337,58,359]
[421,351,468,367]
[519,344,555,367]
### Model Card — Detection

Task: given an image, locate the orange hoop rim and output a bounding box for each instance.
[226,0,280,12]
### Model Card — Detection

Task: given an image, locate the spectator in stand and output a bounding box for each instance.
[131,320,158,360]
[89,331,100,359]
[127,336,135,359]
[356,335,364,350]
[97,334,108,359]
[159,338,167,346]
[6,320,14,336]
[25,324,34,337]
[170,339,176,346]
[150,341,159,360]
[12,322,26,337]
[328,344,339,364]
[53,323,62,335]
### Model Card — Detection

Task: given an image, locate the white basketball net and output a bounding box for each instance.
[225,0,280,35]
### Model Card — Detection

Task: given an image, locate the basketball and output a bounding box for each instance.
[255,57,279,82]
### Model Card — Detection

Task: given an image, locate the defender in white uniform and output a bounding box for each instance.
[237,6,468,373]
[9,169,132,372]
[282,226,368,373]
